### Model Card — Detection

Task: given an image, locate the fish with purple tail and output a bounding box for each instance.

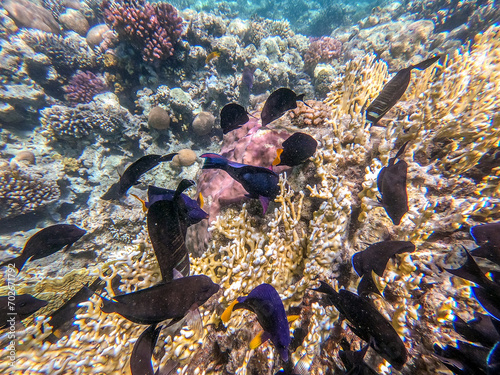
[221,283,292,362]
[201,153,279,214]
[0,224,86,273]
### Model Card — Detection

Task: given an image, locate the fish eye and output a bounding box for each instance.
[19,302,27,307]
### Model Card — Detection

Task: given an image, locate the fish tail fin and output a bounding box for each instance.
[357,274,383,297]
[99,295,117,314]
[272,149,284,166]
[394,141,410,160]
[174,179,195,200]
[221,300,238,323]
[0,256,25,273]
[287,315,300,323]
[198,192,204,209]
[411,55,440,71]
[259,196,271,215]
[159,153,178,162]
[131,194,148,212]
[444,249,487,287]
[201,153,228,171]
[249,330,271,349]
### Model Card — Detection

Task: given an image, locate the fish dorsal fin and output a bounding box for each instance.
[273,149,284,166]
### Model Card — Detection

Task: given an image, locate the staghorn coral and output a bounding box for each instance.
[64,71,107,104]
[103,0,183,63]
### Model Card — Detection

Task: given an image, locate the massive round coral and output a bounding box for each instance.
[102,0,183,63]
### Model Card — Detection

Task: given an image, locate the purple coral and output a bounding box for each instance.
[102,0,183,63]
[65,71,107,104]
[304,36,342,72]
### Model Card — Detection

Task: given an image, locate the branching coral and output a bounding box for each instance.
[0,163,60,220]
[102,0,183,63]
[65,71,107,104]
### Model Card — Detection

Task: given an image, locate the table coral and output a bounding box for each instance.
[102,0,183,63]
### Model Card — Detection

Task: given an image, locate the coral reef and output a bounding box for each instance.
[103,0,183,63]
[0,162,60,220]
[3,0,61,34]
[65,71,107,104]
[304,36,342,73]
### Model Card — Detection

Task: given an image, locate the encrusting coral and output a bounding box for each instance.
[1,23,499,375]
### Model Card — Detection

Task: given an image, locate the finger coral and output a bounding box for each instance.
[102,0,183,63]
[65,71,107,104]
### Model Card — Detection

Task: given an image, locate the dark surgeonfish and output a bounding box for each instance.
[220,103,250,134]
[0,294,48,329]
[272,132,317,167]
[242,66,255,91]
[201,153,280,213]
[470,222,500,265]
[0,224,86,273]
[352,240,415,296]
[130,323,161,375]
[45,278,104,343]
[444,249,500,321]
[147,180,199,281]
[261,88,307,126]
[434,341,489,375]
[100,275,219,325]
[221,283,293,361]
[377,141,409,225]
[453,313,500,348]
[101,153,177,200]
[314,281,408,371]
[134,184,208,226]
[366,55,440,124]
[489,342,500,375]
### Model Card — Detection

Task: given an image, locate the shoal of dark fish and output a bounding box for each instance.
[101,153,177,200]
[100,275,219,325]
[45,278,104,343]
[377,141,409,225]
[352,240,415,296]
[366,55,440,124]
[314,280,408,370]
[146,179,201,281]
[0,294,48,329]
[222,283,292,362]
[272,132,317,167]
[445,249,500,321]
[130,323,161,375]
[261,88,307,126]
[0,224,86,273]
[201,153,280,213]
[220,103,251,134]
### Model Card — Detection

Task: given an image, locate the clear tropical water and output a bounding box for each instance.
[0,0,499,374]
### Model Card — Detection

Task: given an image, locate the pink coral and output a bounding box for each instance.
[102,0,183,63]
[64,71,107,104]
[304,36,342,72]
[196,116,291,224]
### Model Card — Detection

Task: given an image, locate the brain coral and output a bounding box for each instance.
[0,24,499,375]
[102,0,183,63]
